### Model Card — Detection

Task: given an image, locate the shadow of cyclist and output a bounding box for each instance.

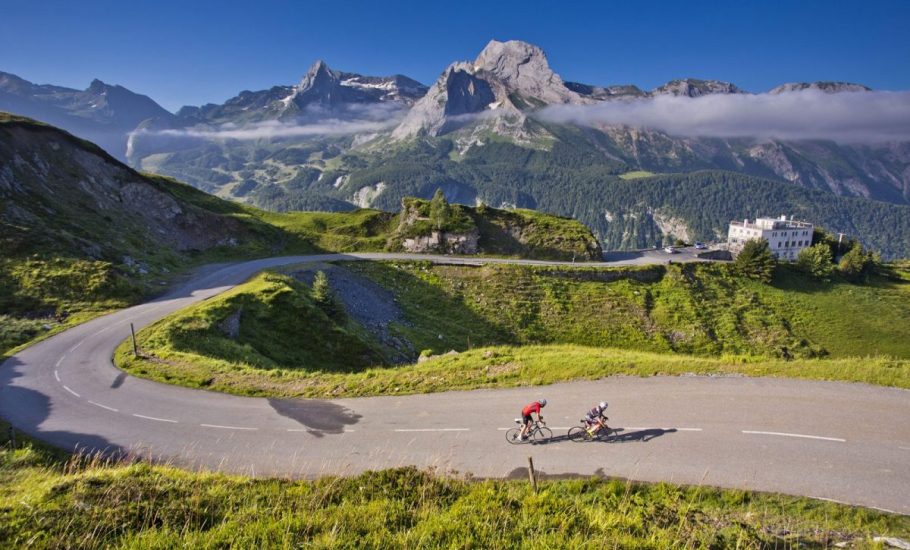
[609,427,677,443]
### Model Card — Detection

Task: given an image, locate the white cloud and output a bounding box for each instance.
[135,103,406,141]
[538,90,910,143]
[143,118,396,140]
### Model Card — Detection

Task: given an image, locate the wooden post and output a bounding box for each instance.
[7,426,15,450]
[130,323,138,357]
[527,456,538,493]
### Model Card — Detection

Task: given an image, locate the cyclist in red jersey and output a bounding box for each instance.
[519,399,547,440]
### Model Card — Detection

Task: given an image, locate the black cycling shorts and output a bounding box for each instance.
[523,414,533,424]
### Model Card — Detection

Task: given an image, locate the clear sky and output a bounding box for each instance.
[2,0,908,112]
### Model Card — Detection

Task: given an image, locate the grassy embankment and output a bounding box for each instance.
[2,423,907,548]
[116,262,910,398]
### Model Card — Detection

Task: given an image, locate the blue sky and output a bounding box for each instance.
[2,0,908,112]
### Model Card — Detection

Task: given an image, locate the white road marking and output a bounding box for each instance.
[62,385,80,397]
[393,428,470,432]
[68,340,84,352]
[742,430,845,442]
[55,355,66,368]
[200,423,258,431]
[133,413,178,423]
[899,446,910,451]
[54,370,61,382]
[88,400,118,412]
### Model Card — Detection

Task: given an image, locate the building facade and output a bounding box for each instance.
[727,215,814,261]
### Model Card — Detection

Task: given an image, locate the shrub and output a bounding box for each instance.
[796,244,834,280]
[839,245,877,283]
[734,239,776,283]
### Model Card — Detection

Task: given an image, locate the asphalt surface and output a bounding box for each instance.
[2,253,908,514]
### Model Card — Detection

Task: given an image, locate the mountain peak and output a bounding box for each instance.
[87,78,109,92]
[298,59,338,90]
[769,81,871,94]
[473,39,550,79]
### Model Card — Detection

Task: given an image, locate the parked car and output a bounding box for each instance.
[664,246,679,254]
[694,241,707,249]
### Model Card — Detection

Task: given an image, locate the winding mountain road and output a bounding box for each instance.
[2,253,908,514]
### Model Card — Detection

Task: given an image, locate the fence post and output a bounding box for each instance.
[130,323,138,357]
[7,426,15,450]
[527,456,538,493]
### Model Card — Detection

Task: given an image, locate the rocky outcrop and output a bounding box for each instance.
[402,230,480,254]
[388,196,602,260]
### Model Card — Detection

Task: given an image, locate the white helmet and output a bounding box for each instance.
[599,401,608,410]
[539,398,547,406]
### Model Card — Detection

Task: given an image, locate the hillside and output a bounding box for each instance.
[0,113,604,354]
[117,261,910,398]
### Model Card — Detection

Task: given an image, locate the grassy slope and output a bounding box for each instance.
[619,170,657,180]
[2,425,907,548]
[116,262,910,398]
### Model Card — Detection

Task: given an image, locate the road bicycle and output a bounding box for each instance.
[505,419,552,444]
[568,417,615,442]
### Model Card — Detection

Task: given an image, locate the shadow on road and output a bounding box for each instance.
[611,428,677,442]
[602,251,646,262]
[527,427,677,446]
[268,397,362,437]
[0,356,124,458]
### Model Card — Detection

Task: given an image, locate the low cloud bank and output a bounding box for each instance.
[136,103,404,141]
[539,90,910,143]
[145,118,396,140]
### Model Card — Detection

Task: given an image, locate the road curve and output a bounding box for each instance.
[2,253,908,514]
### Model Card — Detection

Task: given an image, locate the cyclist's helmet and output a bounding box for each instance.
[599,401,608,410]
[539,398,548,407]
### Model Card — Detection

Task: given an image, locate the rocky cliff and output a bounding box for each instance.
[388,197,602,260]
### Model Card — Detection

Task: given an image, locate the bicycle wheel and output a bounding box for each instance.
[568,426,589,442]
[505,428,524,445]
[532,426,553,443]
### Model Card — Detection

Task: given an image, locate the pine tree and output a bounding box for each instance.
[429,188,450,231]
[735,239,777,283]
[311,270,340,317]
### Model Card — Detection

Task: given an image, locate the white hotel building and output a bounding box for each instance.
[727,215,814,261]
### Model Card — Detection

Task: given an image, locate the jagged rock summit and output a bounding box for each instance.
[392,39,588,138]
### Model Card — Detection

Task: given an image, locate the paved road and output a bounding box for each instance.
[2,253,908,514]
